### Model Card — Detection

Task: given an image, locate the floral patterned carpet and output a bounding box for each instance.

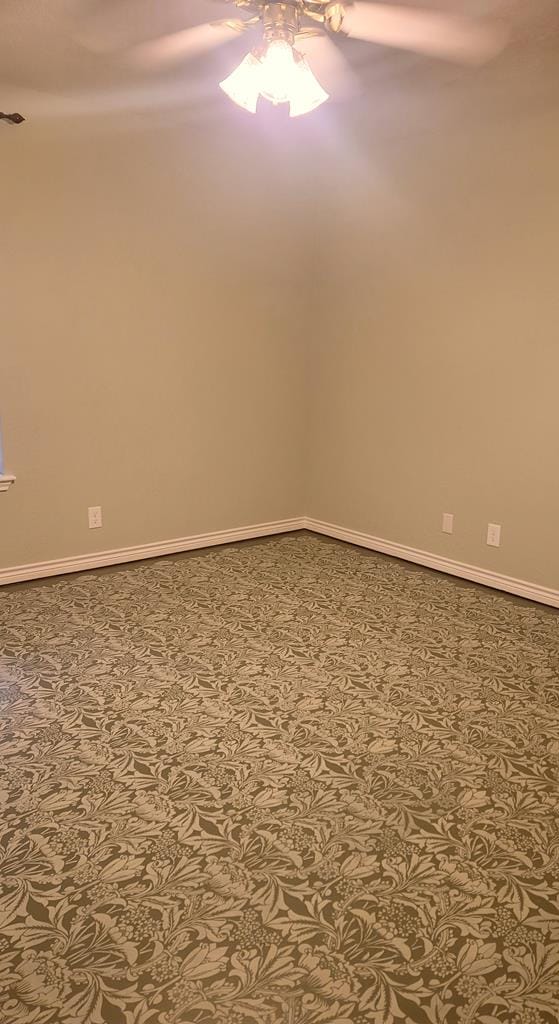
[1,531,559,1024]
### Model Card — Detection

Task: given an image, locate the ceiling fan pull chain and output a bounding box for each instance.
[0,112,26,125]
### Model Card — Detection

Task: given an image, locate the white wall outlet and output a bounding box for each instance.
[442,513,454,535]
[88,506,103,529]
[487,523,501,547]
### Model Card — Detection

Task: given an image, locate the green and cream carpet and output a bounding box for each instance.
[0,532,558,1024]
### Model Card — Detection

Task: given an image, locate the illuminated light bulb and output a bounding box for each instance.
[220,39,329,117]
[259,39,298,105]
[219,52,262,113]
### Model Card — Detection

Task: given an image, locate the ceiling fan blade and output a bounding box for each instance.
[341,2,508,64]
[126,21,250,68]
[297,34,360,97]
[6,83,230,127]
[79,0,234,51]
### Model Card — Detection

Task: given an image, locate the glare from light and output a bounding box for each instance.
[220,39,329,118]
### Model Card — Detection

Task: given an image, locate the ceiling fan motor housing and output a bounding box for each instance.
[263,2,300,44]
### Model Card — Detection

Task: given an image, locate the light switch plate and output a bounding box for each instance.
[442,513,454,535]
[88,506,103,529]
[487,523,501,547]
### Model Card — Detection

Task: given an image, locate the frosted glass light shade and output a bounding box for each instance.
[219,52,262,113]
[289,56,330,117]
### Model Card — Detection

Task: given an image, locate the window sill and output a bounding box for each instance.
[0,475,16,493]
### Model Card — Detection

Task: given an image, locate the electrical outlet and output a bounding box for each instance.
[442,513,454,535]
[487,523,501,547]
[88,506,103,529]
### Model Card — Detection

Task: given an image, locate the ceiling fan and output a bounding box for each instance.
[85,1,509,118]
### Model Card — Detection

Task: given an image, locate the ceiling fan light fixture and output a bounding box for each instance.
[220,38,328,117]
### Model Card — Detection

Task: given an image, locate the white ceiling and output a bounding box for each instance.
[0,0,558,128]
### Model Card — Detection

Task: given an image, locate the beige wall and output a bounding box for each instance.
[306,106,559,589]
[0,124,306,569]
[2,94,558,593]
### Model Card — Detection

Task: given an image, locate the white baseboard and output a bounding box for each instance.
[305,517,559,610]
[2,514,557,609]
[0,518,306,586]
